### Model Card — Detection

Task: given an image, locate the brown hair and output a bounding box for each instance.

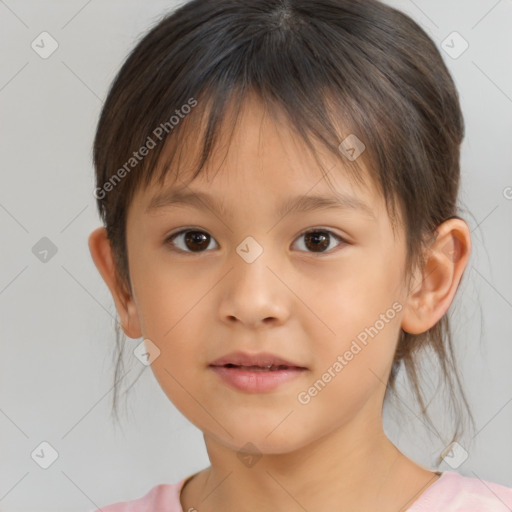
[92,0,475,452]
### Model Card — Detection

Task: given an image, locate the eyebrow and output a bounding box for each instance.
[145,188,375,220]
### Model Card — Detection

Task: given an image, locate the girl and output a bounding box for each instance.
[88,0,512,510]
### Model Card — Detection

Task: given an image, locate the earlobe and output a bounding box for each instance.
[88,227,142,339]
[401,218,471,335]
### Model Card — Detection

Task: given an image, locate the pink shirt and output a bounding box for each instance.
[93,470,512,511]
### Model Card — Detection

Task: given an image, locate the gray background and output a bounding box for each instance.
[0,0,511,511]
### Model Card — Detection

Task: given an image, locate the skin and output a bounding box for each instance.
[89,94,471,512]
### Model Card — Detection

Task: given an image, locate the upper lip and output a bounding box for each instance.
[209,351,306,369]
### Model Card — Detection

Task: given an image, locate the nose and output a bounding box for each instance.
[217,245,291,330]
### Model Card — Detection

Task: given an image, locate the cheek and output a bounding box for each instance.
[293,320,400,442]
[145,318,210,430]
[130,264,210,406]
[131,251,208,337]
[300,259,403,396]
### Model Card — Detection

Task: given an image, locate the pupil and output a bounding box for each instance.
[305,231,329,252]
[185,231,209,251]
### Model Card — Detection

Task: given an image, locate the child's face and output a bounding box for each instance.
[122,96,411,454]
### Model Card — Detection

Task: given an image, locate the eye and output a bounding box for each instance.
[165,227,346,254]
[292,228,346,254]
[165,229,219,253]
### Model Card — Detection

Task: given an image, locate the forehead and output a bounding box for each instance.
[131,93,385,222]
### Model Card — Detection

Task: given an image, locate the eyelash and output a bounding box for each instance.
[164,227,347,255]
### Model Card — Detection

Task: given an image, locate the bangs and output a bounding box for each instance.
[144,86,387,210]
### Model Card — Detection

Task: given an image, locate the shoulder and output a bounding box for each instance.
[408,471,512,511]
[90,478,188,512]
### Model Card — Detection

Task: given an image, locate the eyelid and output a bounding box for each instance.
[165,226,348,254]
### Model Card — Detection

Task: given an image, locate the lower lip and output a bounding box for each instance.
[209,366,307,393]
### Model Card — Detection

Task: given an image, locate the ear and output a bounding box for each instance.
[401,218,471,335]
[88,227,142,339]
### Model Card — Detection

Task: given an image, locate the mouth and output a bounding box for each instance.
[208,352,308,393]
[215,363,300,371]
[209,351,307,370]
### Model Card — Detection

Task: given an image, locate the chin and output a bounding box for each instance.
[209,422,311,457]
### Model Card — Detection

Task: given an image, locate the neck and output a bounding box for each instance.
[181,420,436,512]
